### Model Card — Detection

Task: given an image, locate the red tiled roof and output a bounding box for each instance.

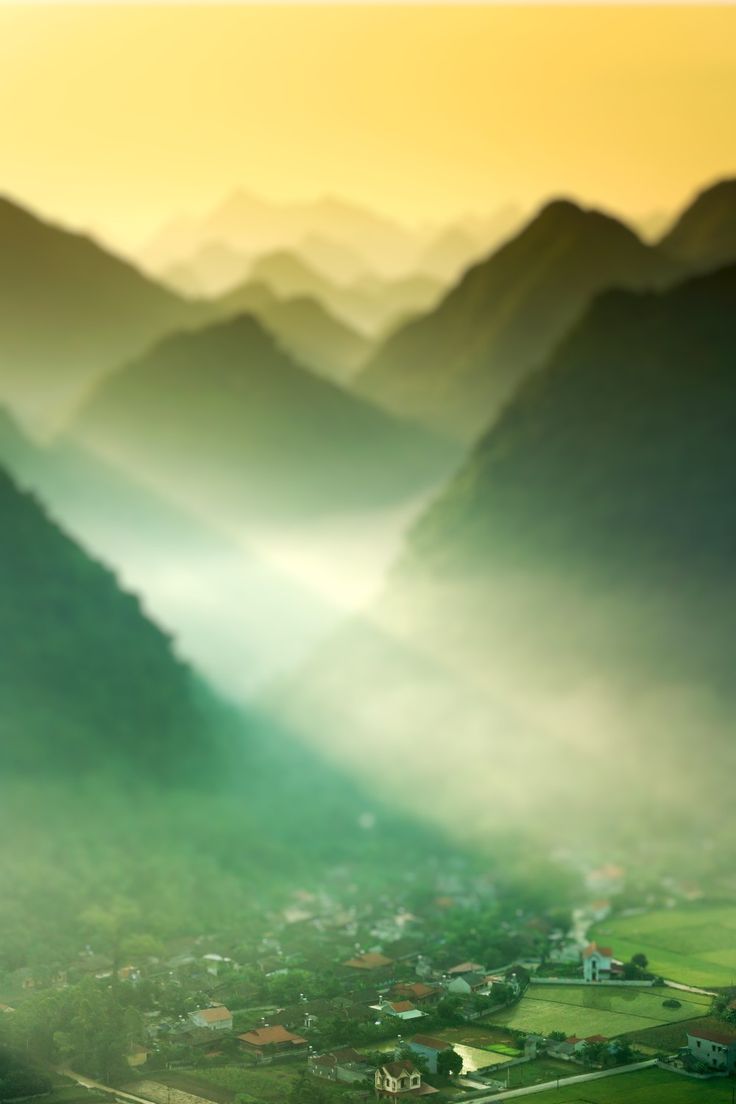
[193,1005,231,1023]
[585,1035,608,1044]
[389,1001,417,1013]
[582,942,612,958]
[689,1027,736,1046]
[239,1024,307,1047]
[393,982,438,1000]
[381,1060,418,1077]
[344,952,394,970]
[447,961,483,974]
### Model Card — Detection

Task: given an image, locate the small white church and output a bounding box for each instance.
[582,942,613,982]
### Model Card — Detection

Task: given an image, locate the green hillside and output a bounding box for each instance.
[0,465,214,778]
[357,199,680,440]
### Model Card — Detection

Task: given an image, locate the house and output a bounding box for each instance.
[447,971,488,995]
[344,952,394,971]
[126,1044,149,1068]
[582,943,612,982]
[375,1060,437,1098]
[238,1024,307,1058]
[447,961,484,975]
[408,1035,456,1074]
[310,1048,370,1083]
[564,1034,609,1054]
[371,997,425,1022]
[391,983,441,1007]
[687,1027,736,1071]
[188,1005,233,1031]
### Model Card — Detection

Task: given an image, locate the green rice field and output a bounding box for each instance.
[590,906,736,989]
[485,984,711,1038]
[514,1066,733,1102]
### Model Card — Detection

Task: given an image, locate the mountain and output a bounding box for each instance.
[141,190,423,278]
[357,199,681,441]
[296,232,369,284]
[659,178,736,272]
[277,265,736,839]
[255,295,371,384]
[66,314,456,524]
[0,195,205,428]
[0,463,218,778]
[418,205,524,282]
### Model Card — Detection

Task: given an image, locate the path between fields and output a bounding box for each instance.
[468,1058,657,1101]
[58,1069,215,1104]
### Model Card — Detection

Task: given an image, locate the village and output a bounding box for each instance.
[2,860,736,1104]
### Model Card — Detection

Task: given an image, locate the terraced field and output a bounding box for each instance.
[485,984,711,1038]
[590,906,736,989]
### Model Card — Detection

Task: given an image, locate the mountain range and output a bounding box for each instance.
[357,199,682,441]
[277,261,736,839]
[66,313,457,525]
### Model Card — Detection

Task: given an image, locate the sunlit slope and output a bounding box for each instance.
[0,465,216,778]
[660,177,736,272]
[67,314,457,524]
[0,196,206,427]
[279,265,736,839]
[357,200,680,441]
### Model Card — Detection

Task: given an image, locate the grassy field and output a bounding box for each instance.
[620,1015,732,1055]
[590,906,736,989]
[498,1058,579,1090]
[485,985,711,1038]
[150,1066,354,1104]
[510,1066,734,1102]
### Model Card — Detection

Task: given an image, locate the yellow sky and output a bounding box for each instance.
[0,4,734,249]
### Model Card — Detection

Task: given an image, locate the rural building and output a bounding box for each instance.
[310,1048,370,1083]
[446,961,484,975]
[391,982,441,1006]
[447,971,488,995]
[238,1023,307,1058]
[408,1035,455,1073]
[375,1060,437,1098]
[187,1005,233,1031]
[344,952,394,971]
[582,942,612,982]
[687,1027,736,1071]
[371,997,425,1021]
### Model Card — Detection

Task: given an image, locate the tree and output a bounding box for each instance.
[631,953,648,970]
[437,1048,463,1078]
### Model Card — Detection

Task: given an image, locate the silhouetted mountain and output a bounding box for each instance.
[67,314,456,524]
[0,464,219,778]
[0,195,205,427]
[659,178,736,272]
[257,295,371,384]
[277,265,736,837]
[358,199,681,440]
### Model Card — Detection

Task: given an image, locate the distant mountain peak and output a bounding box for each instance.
[660,177,736,270]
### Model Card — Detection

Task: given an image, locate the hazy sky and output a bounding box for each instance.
[1,4,734,249]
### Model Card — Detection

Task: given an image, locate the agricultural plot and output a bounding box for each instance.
[590,905,736,989]
[516,1066,733,1102]
[485,984,711,1038]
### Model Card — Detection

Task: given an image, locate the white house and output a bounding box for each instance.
[374,1060,423,1098]
[582,942,612,982]
[687,1027,736,1071]
[370,996,425,1022]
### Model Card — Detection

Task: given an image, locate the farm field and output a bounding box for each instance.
[484,985,711,1038]
[148,1066,352,1104]
[512,1066,733,1102]
[590,905,736,989]
[620,1015,733,1055]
